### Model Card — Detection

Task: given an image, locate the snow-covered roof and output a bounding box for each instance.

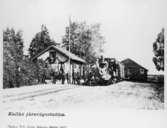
[31,45,86,64]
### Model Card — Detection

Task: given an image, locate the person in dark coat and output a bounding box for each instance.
[60,64,65,84]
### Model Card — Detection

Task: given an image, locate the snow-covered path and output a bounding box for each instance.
[2,81,164,110]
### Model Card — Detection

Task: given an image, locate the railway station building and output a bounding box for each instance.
[31,44,86,84]
[121,58,148,81]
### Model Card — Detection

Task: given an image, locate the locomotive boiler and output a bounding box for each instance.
[84,56,125,85]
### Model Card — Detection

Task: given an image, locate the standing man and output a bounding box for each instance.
[60,63,65,84]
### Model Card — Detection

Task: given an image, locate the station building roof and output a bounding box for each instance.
[31,45,86,64]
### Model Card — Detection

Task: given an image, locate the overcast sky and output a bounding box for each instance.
[0,0,166,74]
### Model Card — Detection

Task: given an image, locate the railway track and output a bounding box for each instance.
[2,84,79,103]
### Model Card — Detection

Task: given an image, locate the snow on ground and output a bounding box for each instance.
[2,81,164,110]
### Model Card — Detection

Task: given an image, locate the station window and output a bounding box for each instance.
[140,68,145,74]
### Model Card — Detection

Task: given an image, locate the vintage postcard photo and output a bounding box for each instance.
[1,0,166,111]
[1,0,167,128]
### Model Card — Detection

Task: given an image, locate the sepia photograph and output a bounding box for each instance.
[1,0,166,111]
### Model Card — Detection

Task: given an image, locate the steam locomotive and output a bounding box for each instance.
[84,56,125,85]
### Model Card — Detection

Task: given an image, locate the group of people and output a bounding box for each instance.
[49,70,82,85]
[43,53,81,85]
[50,64,66,84]
[48,63,82,85]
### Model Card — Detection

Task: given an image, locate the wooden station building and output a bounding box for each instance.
[121,58,148,81]
[31,45,86,83]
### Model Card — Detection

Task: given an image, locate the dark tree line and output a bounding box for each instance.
[3,28,49,89]
[3,28,37,88]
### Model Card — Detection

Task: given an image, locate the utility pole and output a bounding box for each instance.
[68,17,72,84]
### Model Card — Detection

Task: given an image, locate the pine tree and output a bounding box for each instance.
[29,25,55,58]
[3,28,24,88]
